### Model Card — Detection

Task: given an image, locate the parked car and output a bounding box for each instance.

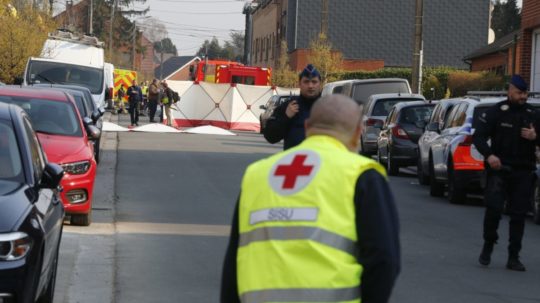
[376,101,436,175]
[0,87,100,226]
[321,80,351,96]
[0,102,65,303]
[417,99,462,185]
[33,84,104,163]
[428,97,540,204]
[360,93,425,155]
[340,78,412,105]
[259,94,295,132]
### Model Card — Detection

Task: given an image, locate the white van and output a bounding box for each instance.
[104,62,114,109]
[24,31,106,110]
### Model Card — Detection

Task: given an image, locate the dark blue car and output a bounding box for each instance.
[0,102,64,303]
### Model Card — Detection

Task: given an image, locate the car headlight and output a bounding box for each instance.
[61,161,90,175]
[0,232,32,261]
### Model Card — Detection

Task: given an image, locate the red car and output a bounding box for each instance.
[0,87,100,226]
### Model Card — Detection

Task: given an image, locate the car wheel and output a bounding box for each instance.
[71,212,91,226]
[360,138,369,156]
[429,155,444,197]
[386,149,399,176]
[417,154,429,185]
[447,161,466,204]
[534,183,540,225]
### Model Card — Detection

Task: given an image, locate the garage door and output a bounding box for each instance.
[533,31,540,91]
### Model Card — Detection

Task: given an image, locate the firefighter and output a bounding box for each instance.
[221,94,401,303]
[474,75,540,271]
[263,64,323,149]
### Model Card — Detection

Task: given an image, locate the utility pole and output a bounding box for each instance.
[321,0,329,36]
[411,0,424,94]
[131,23,137,70]
[160,40,164,79]
[89,0,93,35]
[108,0,117,60]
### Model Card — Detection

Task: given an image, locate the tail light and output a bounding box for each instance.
[366,118,383,127]
[459,135,473,146]
[392,125,409,139]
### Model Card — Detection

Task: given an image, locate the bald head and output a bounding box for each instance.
[305,95,363,151]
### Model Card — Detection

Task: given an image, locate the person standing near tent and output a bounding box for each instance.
[221,94,400,303]
[116,86,127,114]
[263,64,322,150]
[127,80,143,126]
[148,79,160,123]
[140,80,149,116]
[160,81,174,127]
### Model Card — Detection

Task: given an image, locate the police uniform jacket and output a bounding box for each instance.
[473,100,540,170]
[263,94,320,150]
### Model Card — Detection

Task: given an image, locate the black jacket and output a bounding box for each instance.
[473,100,540,170]
[263,95,320,150]
[220,169,401,303]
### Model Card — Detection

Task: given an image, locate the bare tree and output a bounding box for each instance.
[139,17,167,43]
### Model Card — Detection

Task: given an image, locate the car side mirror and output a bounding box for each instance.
[83,117,93,126]
[259,105,267,110]
[86,125,101,141]
[426,122,439,133]
[40,163,64,189]
[91,111,100,123]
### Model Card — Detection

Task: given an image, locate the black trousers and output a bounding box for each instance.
[483,168,534,256]
[148,100,158,122]
[129,101,139,125]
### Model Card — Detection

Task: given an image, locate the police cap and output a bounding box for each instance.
[510,74,528,92]
[299,64,321,80]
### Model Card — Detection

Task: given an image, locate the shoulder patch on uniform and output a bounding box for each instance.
[500,104,509,111]
[269,150,321,196]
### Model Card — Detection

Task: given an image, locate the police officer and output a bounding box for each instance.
[263,64,322,149]
[221,95,400,303]
[474,75,540,271]
[127,80,143,126]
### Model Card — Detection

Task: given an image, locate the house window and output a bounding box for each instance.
[265,36,270,61]
[271,34,275,59]
[532,30,540,91]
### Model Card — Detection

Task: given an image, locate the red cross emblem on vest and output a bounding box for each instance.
[269,151,321,195]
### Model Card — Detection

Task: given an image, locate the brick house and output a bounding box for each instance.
[246,0,490,71]
[463,30,521,75]
[519,0,540,91]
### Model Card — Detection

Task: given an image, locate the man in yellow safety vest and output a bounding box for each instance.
[221,94,401,303]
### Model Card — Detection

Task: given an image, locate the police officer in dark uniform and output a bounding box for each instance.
[263,64,322,150]
[473,75,540,271]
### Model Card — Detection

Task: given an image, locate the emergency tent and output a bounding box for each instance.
[167,81,298,132]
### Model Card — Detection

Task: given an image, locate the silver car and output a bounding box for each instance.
[360,93,425,155]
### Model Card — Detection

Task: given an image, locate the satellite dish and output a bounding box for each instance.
[488,28,495,44]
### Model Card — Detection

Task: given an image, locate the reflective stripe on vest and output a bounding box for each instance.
[241,286,361,303]
[162,96,169,104]
[238,135,387,302]
[239,226,357,256]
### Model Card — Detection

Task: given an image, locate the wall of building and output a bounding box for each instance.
[519,0,540,88]
[283,0,490,68]
[289,49,384,72]
[168,67,192,81]
[252,1,279,68]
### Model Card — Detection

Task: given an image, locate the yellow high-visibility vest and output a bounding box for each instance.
[238,135,386,303]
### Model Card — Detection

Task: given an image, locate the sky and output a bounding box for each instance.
[131,0,247,56]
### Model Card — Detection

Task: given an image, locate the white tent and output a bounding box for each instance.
[167,81,299,132]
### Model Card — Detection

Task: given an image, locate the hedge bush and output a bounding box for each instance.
[332,67,506,98]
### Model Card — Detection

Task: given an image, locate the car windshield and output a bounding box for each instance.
[0,119,24,183]
[0,96,82,137]
[372,98,423,116]
[27,60,104,94]
[399,105,435,124]
[352,82,410,103]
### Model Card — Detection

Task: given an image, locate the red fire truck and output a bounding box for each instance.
[190,60,271,86]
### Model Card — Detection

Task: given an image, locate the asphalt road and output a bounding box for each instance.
[54,112,540,303]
